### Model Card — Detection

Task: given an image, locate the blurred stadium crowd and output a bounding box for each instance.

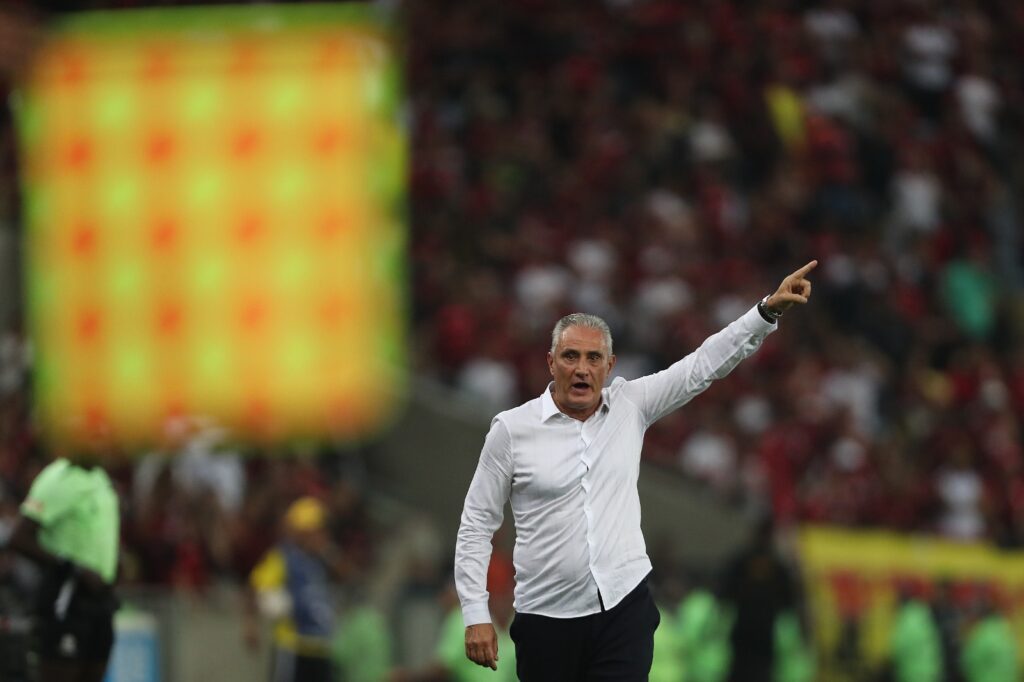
[0,0,1023,681]
[409,0,1024,547]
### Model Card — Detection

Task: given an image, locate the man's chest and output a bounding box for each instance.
[508,409,642,500]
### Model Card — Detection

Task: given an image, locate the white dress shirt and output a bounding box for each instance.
[455,305,777,625]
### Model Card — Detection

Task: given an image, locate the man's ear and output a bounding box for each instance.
[547,351,554,376]
[608,354,617,372]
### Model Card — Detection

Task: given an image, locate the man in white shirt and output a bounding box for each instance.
[454,261,816,681]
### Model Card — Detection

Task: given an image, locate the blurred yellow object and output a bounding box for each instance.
[765,84,806,151]
[17,4,408,450]
[285,497,326,533]
[798,525,1024,673]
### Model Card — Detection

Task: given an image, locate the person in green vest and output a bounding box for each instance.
[9,447,120,682]
[889,586,943,682]
[331,602,393,682]
[435,599,516,682]
[648,597,684,682]
[393,575,516,682]
[678,588,731,682]
[960,589,1018,682]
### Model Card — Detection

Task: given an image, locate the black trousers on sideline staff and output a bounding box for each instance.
[509,577,660,682]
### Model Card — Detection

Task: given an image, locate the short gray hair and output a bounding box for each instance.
[550,313,613,355]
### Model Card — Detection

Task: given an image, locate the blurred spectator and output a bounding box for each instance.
[393,571,516,682]
[391,516,447,669]
[934,439,986,541]
[9,441,120,682]
[678,415,739,498]
[245,496,352,682]
[0,484,36,682]
[0,330,29,398]
[676,586,731,682]
[331,593,393,682]
[773,611,814,682]
[959,587,1018,682]
[933,580,968,682]
[889,581,943,682]
[720,516,802,682]
[127,417,240,590]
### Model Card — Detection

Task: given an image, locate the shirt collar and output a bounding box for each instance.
[540,382,611,422]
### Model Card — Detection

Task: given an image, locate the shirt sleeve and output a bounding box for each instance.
[20,460,73,527]
[454,417,513,627]
[625,305,777,426]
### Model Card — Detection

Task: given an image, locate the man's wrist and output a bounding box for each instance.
[758,295,782,323]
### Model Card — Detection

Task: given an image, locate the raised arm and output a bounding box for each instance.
[627,261,817,425]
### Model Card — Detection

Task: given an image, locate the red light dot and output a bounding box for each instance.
[147,131,175,164]
[76,308,101,341]
[244,397,271,431]
[65,137,92,170]
[239,299,267,331]
[150,218,178,252]
[234,215,264,244]
[156,302,182,336]
[315,127,350,156]
[315,37,348,72]
[229,43,260,75]
[83,404,108,432]
[329,396,367,431]
[71,221,97,256]
[232,128,261,159]
[162,399,186,423]
[318,213,350,240]
[319,296,351,326]
[143,48,173,81]
[60,52,88,85]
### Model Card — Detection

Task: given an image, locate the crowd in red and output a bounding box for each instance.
[0,0,1022,600]
[408,0,1024,547]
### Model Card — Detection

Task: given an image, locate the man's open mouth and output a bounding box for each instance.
[572,382,590,390]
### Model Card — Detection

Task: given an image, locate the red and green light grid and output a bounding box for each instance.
[17,5,408,448]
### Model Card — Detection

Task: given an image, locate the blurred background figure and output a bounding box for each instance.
[719,515,804,682]
[675,580,731,682]
[888,578,943,682]
[245,496,351,682]
[958,584,1018,682]
[329,587,393,682]
[0,483,37,682]
[8,435,120,682]
[773,610,814,682]
[392,566,516,682]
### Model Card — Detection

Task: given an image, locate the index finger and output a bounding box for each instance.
[790,260,818,279]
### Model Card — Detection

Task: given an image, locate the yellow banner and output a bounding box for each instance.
[797,526,1024,678]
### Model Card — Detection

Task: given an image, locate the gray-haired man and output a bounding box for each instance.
[455,261,817,682]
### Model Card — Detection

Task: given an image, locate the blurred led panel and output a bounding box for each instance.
[17,5,407,447]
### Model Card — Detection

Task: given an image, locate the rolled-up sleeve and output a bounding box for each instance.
[455,417,514,626]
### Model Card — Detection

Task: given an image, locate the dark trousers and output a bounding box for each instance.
[270,648,333,682]
[510,578,660,682]
[35,565,116,665]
